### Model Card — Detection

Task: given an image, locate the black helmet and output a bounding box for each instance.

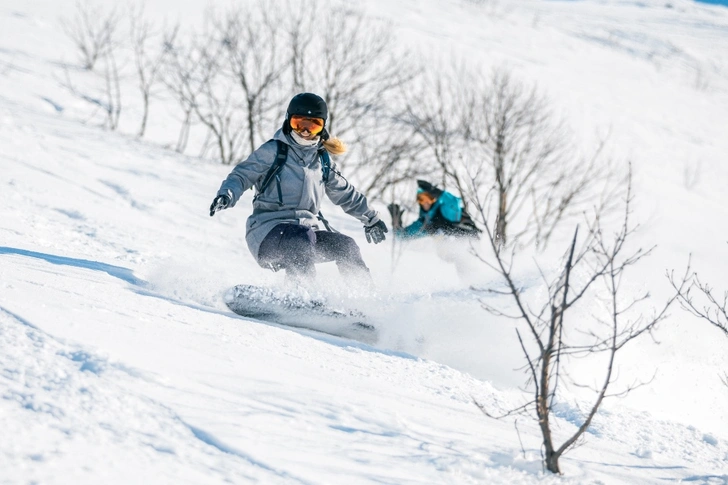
[283,93,329,138]
[286,93,328,121]
[417,180,443,197]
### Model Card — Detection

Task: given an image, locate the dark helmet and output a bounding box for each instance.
[286,92,328,121]
[283,93,329,139]
[417,180,443,197]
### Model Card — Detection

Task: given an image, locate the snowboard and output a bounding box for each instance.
[224,284,377,344]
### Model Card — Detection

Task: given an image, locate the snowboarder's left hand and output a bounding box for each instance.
[209,194,231,216]
[364,218,388,244]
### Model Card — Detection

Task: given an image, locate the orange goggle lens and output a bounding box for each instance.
[290,115,324,135]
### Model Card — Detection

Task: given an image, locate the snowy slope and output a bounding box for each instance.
[1,0,728,484]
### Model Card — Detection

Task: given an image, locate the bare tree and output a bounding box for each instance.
[217,6,289,155]
[285,5,316,94]
[190,38,241,164]
[471,169,690,474]
[58,1,124,130]
[283,4,418,173]
[286,5,415,134]
[100,44,123,130]
[401,61,476,203]
[350,127,425,201]
[61,1,122,71]
[671,264,728,388]
[667,248,728,386]
[129,5,176,138]
[59,34,123,130]
[465,68,612,249]
[153,1,417,169]
[160,26,222,154]
[673,273,728,338]
[162,6,289,164]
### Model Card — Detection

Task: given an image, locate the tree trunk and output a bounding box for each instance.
[539,333,560,474]
[494,132,507,246]
[138,91,149,138]
[544,449,561,474]
[176,111,191,153]
[247,98,256,154]
[496,187,507,246]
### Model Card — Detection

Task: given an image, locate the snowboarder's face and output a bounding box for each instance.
[417,192,437,211]
[290,115,324,139]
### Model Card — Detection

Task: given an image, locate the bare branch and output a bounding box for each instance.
[61,1,123,70]
[473,396,534,420]
[129,4,175,137]
[472,167,691,474]
[672,270,728,338]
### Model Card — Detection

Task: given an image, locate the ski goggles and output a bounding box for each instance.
[289,115,324,136]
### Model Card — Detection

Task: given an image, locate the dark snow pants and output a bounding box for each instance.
[257,223,371,283]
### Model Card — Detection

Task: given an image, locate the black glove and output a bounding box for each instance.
[209,194,231,216]
[387,203,404,230]
[365,219,388,244]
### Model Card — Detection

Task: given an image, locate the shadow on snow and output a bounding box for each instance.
[0,246,145,286]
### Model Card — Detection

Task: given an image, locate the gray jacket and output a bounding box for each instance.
[217,129,379,261]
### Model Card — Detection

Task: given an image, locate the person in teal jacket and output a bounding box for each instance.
[388,180,480,239]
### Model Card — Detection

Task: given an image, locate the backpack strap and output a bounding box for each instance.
[254,140,288,205]
[318,147,331,182]
[316,210,338,233]
[254,140,336,232]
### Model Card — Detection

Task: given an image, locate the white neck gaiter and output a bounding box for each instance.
[290,130,320,147]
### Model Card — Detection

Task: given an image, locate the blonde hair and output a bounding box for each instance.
[322,137,347,155]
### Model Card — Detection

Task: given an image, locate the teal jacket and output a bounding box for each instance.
[396,191,472,239]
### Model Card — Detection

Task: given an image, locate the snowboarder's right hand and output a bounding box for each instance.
[364,218,388,244]
[209,194,231,217]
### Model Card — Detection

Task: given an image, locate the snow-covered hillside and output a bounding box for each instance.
[1,0,727,483]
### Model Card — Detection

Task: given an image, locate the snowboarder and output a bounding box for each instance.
[209,92,388,288]
[388,180,481,283]
[387,180,480,239]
